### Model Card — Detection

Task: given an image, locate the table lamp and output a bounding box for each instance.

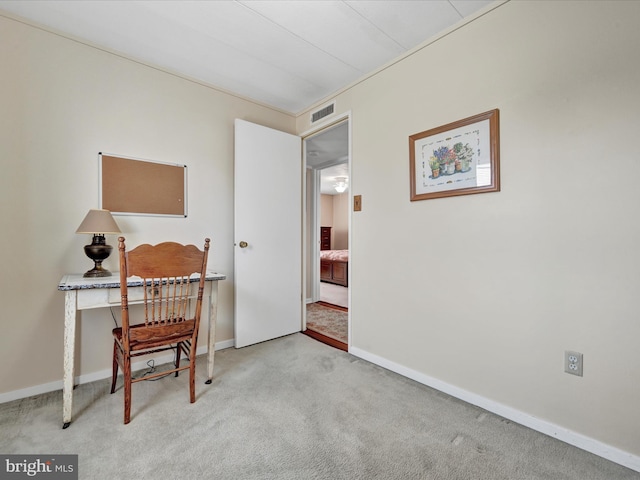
[76,209,121,277]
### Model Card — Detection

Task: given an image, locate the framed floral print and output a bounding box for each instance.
[409,109,500,201]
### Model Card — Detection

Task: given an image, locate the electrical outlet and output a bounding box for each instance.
[565,351,583,377]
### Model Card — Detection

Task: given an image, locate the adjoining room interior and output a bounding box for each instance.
[304,121,349,350]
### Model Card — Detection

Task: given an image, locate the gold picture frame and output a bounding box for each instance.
[409,109,500,201]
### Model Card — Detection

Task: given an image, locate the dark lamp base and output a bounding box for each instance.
[83,235,113,278]
[83,265,112,278]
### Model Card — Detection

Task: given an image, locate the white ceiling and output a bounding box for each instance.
[0,0,493,114]
[1,0,494,195]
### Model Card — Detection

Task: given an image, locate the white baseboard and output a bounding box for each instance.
[349,346,640,473]
[0,339,235,405]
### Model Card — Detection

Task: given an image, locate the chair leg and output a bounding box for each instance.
[110,341,119,394]
[189,353,196,403]
[174,342,181,377]
[123,355,132,425]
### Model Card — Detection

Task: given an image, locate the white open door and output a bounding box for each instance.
[234,119,302,348]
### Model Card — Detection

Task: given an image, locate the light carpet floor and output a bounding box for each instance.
[319,281,348,308]
[1,334,638,480]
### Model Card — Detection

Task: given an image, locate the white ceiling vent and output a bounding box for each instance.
[311,102,335,124]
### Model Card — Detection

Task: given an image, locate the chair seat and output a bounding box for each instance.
[112,319,196,350]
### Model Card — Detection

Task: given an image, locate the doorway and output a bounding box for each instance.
[303,119,350,351]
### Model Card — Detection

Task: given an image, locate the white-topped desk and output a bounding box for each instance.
[58,271,225,428]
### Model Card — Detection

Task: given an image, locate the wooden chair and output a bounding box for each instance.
[110,236,210,424]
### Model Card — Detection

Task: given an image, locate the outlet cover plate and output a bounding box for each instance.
[565,351,583,376]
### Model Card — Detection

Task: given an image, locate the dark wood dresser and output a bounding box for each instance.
[320,226,332,250]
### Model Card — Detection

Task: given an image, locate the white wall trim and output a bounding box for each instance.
[349,346,640,473]
[0,339,235,405]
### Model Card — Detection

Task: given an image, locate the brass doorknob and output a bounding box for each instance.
[239,241,249,248]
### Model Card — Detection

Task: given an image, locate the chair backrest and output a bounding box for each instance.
[117,237,210,349]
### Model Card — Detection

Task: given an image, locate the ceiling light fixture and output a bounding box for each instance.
[334,177,348,193]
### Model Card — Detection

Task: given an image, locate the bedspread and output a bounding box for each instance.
[320,249,349,262]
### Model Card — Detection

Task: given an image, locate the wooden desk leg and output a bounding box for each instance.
[205,281,219,384]
[62,290,77,429]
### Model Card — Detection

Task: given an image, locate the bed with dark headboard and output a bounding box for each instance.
[320,249,348,287]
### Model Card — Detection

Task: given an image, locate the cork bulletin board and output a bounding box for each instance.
[99,153,187,216]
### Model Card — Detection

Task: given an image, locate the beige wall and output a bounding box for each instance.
[332,192,349,250]
[0,14,294,395]
[298,0,640,460]
[320,192,348,249]
[320,194,334,231]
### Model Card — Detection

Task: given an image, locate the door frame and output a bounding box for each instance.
[300,112,352,347]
